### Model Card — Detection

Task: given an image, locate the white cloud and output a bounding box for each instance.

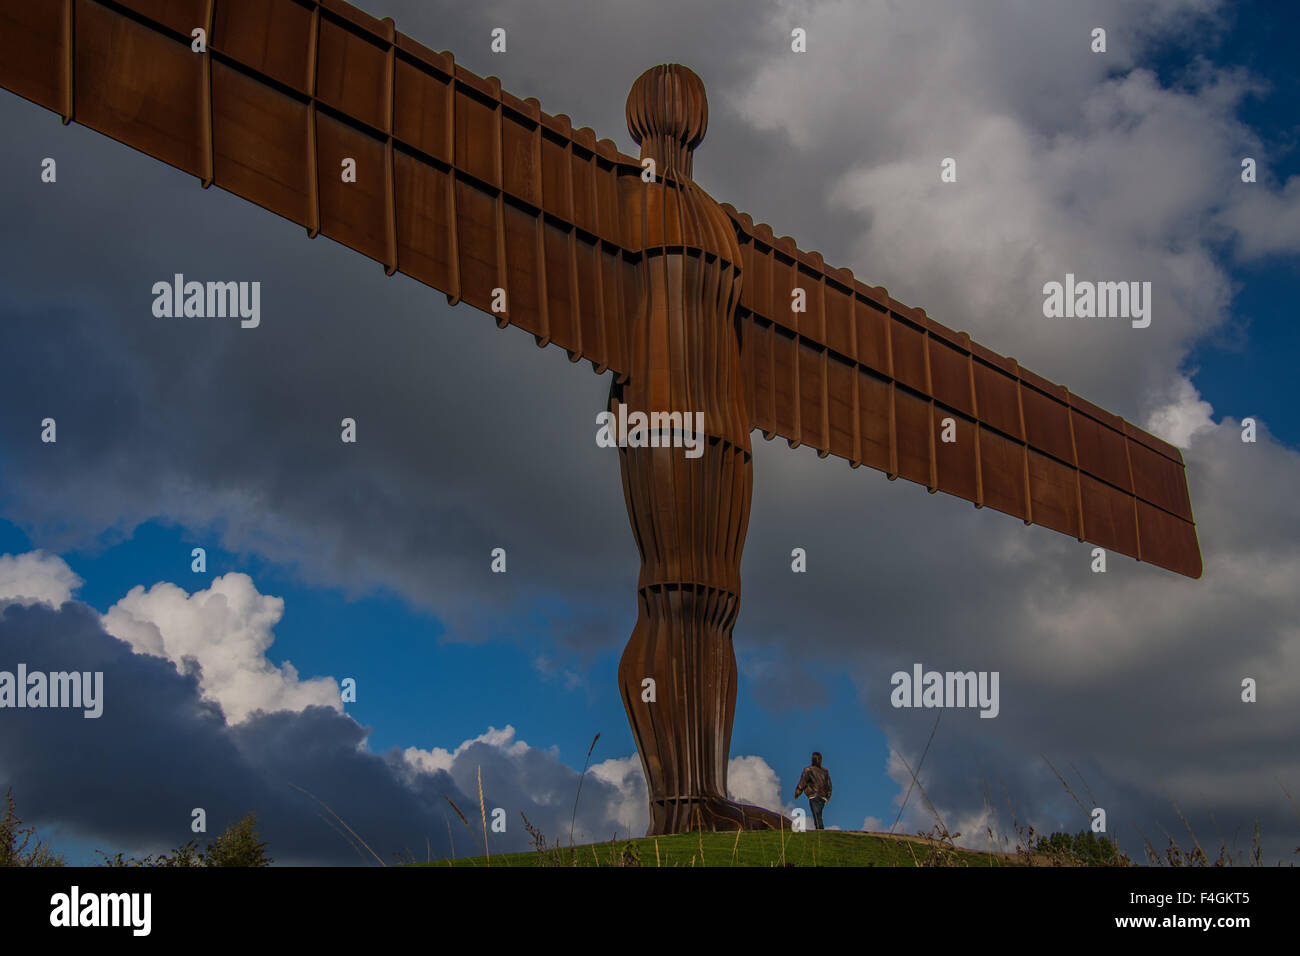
[404,731,789,844]
[403,724,531,776]
[1146,378,1218,448]
[727,754,784,811]
[404,724,646,845]
[101,572,341,724]
[588,755,651,836]
[0,550,82,609]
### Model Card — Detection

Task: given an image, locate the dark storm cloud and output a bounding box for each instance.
[0,598,643,862]
[0,94,634,652]
[0,598,461,862]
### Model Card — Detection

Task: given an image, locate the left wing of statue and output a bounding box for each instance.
[0,0,646,381]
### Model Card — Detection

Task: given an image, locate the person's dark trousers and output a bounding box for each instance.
[808,797,826,830]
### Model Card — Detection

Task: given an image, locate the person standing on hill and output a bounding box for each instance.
[793,752,832,830]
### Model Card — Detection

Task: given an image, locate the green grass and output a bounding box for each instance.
[410,829,1011,867]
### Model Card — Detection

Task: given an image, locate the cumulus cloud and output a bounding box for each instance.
[0,550,82,609]
[588,755,652,836]
[404,727,787,844]
[1146,379,1218,448]
[726,754,784,812]
[404,726,645,846]
[102,573,342,724]
[402,725,532,776]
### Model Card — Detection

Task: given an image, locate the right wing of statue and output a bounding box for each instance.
[722,205,1203,580]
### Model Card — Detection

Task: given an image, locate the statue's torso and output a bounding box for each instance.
[614,175,751,598]
[618,177,750,452]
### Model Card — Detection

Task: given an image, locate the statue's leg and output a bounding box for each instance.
[614,395,788,834]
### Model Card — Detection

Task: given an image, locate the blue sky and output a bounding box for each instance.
[2,0,1298,866]
[1161,3,1299,452]
[1189,258,1299,451]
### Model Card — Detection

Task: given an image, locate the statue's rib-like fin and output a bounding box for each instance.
[721,202,1203,580]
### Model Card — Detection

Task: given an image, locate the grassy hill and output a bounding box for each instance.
[411,829,1013,867]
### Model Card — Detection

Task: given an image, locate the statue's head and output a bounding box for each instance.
[626,63,708,180]
[811,751,822,767]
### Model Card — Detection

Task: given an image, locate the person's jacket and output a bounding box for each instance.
[795,765,832,800]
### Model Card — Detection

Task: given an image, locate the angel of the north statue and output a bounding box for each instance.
[0,0,1200,835]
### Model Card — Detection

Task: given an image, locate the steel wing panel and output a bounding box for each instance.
[0,0,641,380]
[727,205,1203,580]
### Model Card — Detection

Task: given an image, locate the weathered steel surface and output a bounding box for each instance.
[726,216,1202,578]
[0,0,1204,836]
[614,64,783,833]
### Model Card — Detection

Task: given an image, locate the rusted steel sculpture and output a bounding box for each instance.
[615,65,783,831]
[0,0,1202,835]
